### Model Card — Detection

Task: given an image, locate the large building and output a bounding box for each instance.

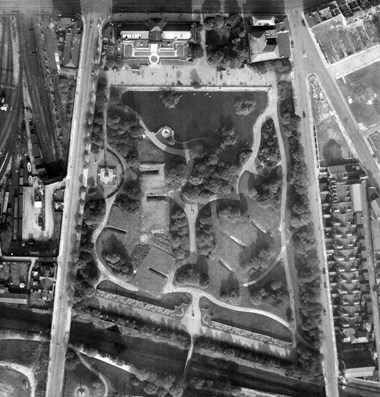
[248,16,290,63]
[319,164,377,379]
[118,19,194,65]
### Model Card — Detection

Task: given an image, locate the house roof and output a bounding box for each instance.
[343,349,375,370]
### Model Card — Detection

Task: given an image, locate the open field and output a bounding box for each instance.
[311,14,380,64]
[122,90,267,161]
[310,77,355,165]
[200,297,292,342]
[82,357,143,397]
[337,60,380,130]
[0,340,42,367]
[0,366,30,397]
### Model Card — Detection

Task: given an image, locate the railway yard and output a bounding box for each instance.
[0,15,81,257]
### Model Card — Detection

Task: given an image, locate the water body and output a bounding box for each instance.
[112,0,331,14]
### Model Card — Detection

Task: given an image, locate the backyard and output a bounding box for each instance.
[337,61,380,130]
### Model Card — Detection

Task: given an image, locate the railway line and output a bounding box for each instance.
[17,16,64,178]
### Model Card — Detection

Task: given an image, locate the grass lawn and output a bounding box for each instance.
[246,260,290,319]
[239,171,280,231]
[0,340,41,367]
[0,366,30,397]
[200,297,292,342]
[337,61,380,129]
[96,228,134,276]
[63,355,105,397]
[97,280,191,309]
[106,207,140,252]
[82,357,143,397]
[121,91,267,160]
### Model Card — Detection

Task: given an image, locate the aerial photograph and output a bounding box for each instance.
[2,0,380,396]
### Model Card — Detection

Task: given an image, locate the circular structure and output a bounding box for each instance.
[140,233,149,244]
[161,126,173,139]
[75,386,89,397]
[149,54,159,65]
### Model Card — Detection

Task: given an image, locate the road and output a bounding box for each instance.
[45,11,100,397]
[285,1,340,396]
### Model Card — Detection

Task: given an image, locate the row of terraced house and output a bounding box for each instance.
[319,163,377,379]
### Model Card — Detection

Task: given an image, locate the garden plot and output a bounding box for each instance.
[310,77,355,165]
[337,60,380,130]
[312,14,380,64]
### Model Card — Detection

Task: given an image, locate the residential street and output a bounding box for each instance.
[285,1,340,396]
[45,12,100,397]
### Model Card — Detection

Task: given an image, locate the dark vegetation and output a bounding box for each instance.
[205,14,248,68]
[101,233,133,279]
[169,202,190,260]
[166,157,188,190]
[70,343,187,397]
[219,273,240,303]
[159,89,183,109]
[196,205,216,258]
[248,167,282,211]
[239,231,277,275]
[97,280,191,310]
[175,256,210,288]
[249,280,289,307]
[73,306,191,349]
[181,143,240,203]
[258,118,280,167]
[72,199,106,312]
[91,74,107,148]
[277,70,323,381]
[233,96,256,115]
[114,176,141,214]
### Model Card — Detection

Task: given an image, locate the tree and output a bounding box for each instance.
[234,96,256,115]
[188,43,204,59]
[159,90,182,109]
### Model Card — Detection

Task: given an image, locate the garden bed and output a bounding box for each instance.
[200,297,292,342]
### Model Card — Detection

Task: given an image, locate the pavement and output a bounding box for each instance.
[45,11,101,397]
